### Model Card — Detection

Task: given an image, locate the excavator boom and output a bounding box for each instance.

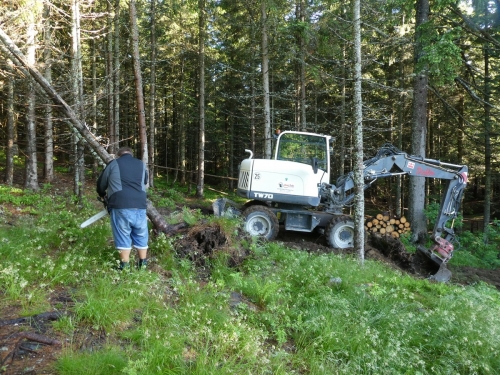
[323,144,468,272]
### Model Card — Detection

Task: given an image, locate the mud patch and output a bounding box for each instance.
[449,265,500,289]
[0,307,65,375]
[367,234,419,274]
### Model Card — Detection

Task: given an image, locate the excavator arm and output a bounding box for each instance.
[323,144,468,268]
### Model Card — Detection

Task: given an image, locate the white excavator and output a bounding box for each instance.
[214,131,468,281]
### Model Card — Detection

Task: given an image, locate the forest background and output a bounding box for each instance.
[2,1,500,373]
[0,0,499,235]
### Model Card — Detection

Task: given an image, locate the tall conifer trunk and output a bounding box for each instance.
[113,0,121,154]
[408,0,429,243]
[43,3,54,183]
[25,2,39,191]
[196,0,205,198]
[71,0,85,201]
[297,0,307,131]
[483,45,492,241]
[261,2,272,159]
[149,0,157,188]
[352,0,364,263]
[106,0,115,154]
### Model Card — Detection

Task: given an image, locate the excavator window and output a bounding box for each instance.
[276,132,328,171]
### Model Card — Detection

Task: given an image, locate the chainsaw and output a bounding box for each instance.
[80,196,109,228]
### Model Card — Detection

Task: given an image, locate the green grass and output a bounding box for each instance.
[0,182,499,374]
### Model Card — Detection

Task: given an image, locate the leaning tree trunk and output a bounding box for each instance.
[5,60,15,185]
[0,27,180,235]
[129,0,148,165]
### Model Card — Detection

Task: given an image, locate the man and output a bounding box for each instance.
[273,128,281,139]
[97,146,149,270]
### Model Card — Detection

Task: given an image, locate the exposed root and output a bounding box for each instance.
[175,223,250,277]
[1,332,61,367]
[368,233,415,273]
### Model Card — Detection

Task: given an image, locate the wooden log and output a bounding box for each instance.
[400,216,407,224]
[376,213,384,220]
[380,228,386,234]
[0,311,63,327]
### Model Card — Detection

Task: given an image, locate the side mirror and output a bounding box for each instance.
[311,157,319,174]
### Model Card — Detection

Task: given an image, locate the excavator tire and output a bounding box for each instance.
[326,215,355,249]
[243,205,279,241]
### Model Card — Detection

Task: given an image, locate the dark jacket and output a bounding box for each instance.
[96,154,148,209]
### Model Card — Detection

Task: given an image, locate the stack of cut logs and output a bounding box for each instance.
[365,213,411,238]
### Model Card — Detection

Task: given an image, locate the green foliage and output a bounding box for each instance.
[0,185,51,207]
[423,202,499,268]
[399,232,417,253]
[55,347,127,375]
[423,201,440,224]
[452,224,500,268]
[181,206,203,226]
[419,24,463,86]
[424,200,464,231]
[52,315,76,335]
[148,187,184,210]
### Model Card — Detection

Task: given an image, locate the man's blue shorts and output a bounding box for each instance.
[110,208,148,250]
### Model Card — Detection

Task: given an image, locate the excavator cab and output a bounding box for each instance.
[275,132,330,174]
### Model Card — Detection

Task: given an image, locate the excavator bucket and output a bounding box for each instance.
[428,263,452,283]
[212,198,241,218]
[212,198,227,217]
[417,237,454,282]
